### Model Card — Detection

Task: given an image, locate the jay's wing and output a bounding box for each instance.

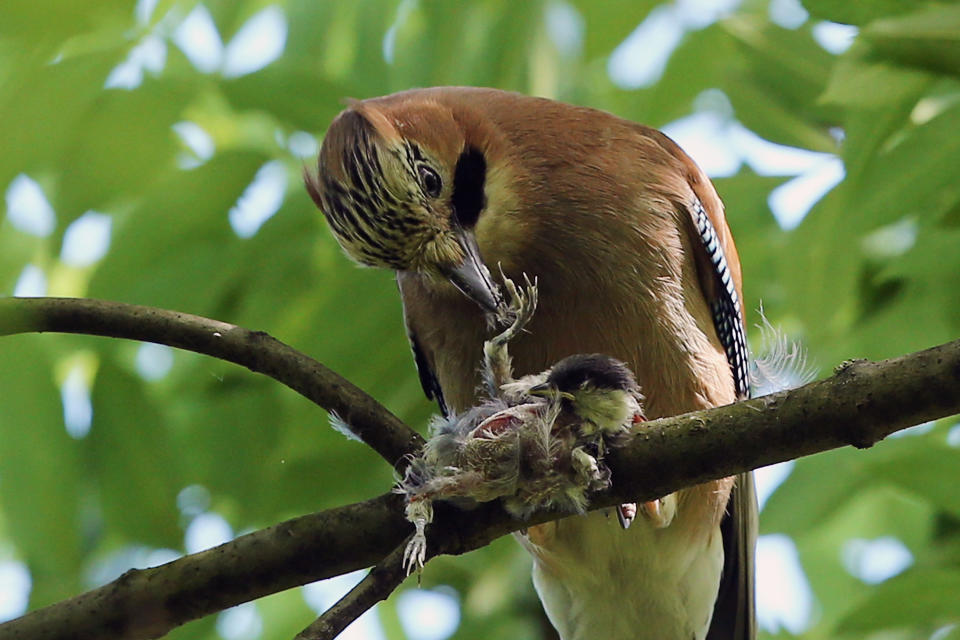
[709,471,758,640]
[688,196,757,640]
[686,197,757,640]
[667,133,756,640]
[397,274,449,417]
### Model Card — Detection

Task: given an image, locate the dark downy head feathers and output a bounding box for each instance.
[546,353,638,394]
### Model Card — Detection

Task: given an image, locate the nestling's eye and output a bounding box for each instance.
[418,165,442,198]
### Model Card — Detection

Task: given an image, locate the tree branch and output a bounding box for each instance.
[294,541,411,640]
[0,296,424,466]
[0,309,957,640]
[0,493,411,640]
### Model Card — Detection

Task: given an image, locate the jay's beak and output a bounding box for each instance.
[441,227,504,314]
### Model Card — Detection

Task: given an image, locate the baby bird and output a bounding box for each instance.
[399,279,646,573]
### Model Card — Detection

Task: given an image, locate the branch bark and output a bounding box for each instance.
[0,295,958,640]
[0,297,423,466]
[0,493,411,640]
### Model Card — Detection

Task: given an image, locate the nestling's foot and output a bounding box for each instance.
[403,499,433,575]
[571,446,611,492]
[495,272,538,335]
[483,273,538,396]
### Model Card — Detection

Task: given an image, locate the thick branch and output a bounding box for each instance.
[430,339,960,553]
[0,493,411,640]
[0,297,424,465]
[1,333,958,640]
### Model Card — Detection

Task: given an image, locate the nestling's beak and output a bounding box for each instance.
[527,383,575,400]
[441,227,504,314]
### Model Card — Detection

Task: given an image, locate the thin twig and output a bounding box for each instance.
[0,296,424,465]
[295,541,411,640]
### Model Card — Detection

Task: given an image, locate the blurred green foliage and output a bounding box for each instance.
[0,1,958,639]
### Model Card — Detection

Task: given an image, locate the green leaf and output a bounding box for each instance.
[854,104,960,226]
[850,225,960,358]
[390,1,538,91]
[837,568,960,632]
[54,79,195,225]
[0,222,44,295]
[837,80,929,182]
[570,0,659,60]
[940,625,960,640]
[220,63,350,132]
[787,484,935,635]
[801,0,922,26]
[728,72,838,151]
[164,613,217,640]
[87,359,182,547]
[282,0,395,96]
[864,4,960,77]
[820,50,933,108]
[761,448,866,534]
[171,374,285,522]
[0,0,131,50]
[0,48,126,190]
[724,18,833,115]
[87,150,268,314]
[601,23,739,129]
[256,589,318,640]
[0,336,84,606]
[377,592,408,640]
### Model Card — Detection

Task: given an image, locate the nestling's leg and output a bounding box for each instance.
[482,274,538,396]
[403,499,433,575]
[400,470,494,575]
[570,446,610,492]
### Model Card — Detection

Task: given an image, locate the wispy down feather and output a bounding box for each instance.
[328,411,363,442]
[750,306,817,395]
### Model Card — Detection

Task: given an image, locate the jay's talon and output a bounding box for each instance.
[617,503,637,529]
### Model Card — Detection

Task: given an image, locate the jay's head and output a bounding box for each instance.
[305,95,502,312]
[528,354,643,435]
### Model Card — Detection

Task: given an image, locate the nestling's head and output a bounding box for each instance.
[528,354,643,434]
[305,94,501,312]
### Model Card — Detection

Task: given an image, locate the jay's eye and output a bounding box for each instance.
[418,165,442,198]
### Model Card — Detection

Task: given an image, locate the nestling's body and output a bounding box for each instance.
[401,282,646,575]
[307,87,755,640]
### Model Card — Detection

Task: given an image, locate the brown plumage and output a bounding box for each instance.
[306,87,756,640]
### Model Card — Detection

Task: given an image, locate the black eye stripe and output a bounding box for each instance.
[451,146,486,228]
